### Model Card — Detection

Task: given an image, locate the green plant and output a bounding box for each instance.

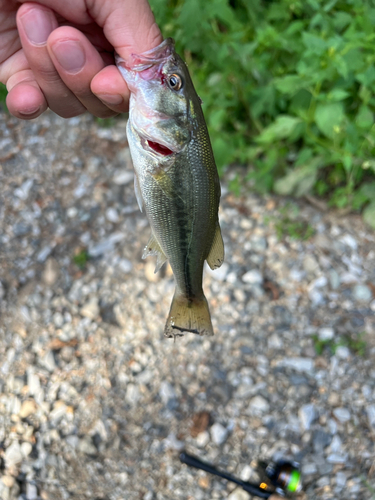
[149,0,375,222]
[270,203,315,240]
[312,332,367,356]
[0,82,8,111]
[73,249,89,269]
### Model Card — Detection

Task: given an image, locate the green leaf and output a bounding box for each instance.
[315,102,344,138]
[274,159,321,197]
[363,201,375,229]
[327,89,350,101]
[257,115,301,144]
[356,105,373,129]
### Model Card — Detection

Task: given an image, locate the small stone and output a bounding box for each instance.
[335,471,347,490]
[159,381,176,405]
[50,402,67,424]
[163,433,184,451]
[118,259,133,274]
[113,170,134,185]
[42,258,59,285]
[248,395,269,414]
[196,431,210,447]
[313,430,332,453]
[335,346,350,359]
[228,488,250,500]
[303,255,319,274]
[106,207,119,223]
[333,407,351,423]
[302,463,318,475]
[19,400,37,419]
[78,437,97,455]
[66,435,79,449]
[125,384,140,405]
[210,423,228,445]
[67,207,78,218]
[1,476,15,488]
[328,269,340,290]
[352,284,372,302]
[5,441,23,467]
[339,233,357,250]
[53,312,64,328]
[318,328,334,341]
[21,442,33,458]
[80,297,99,320]
[299,403,316,430]
[205,261,229,281]
[326,453,347,464]
[329,435,342,453]
[39,350,56,372]
[37,245,53,263]
[278,357,314,373]
[242,269,263,285]
[366,405,375,428]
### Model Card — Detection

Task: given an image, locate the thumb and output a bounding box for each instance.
[97,0,163,59]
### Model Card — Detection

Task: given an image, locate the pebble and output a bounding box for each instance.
[242,269,263,284]
[196,431,210,447]
[210,423,228,445]
[26,482,38,500]
[333,407,351,423]
[19,400,37,419]
[21,442,33,458]
[352,284,372,302]
[277,358,314,373]
[1,475,15,488]
[366,405,375,428]
[335,471,347,490]
[205,261,229,281]
[42,258,59,285]
[80,297,99,319]
[113,170,134,185]
[318,327,334,341]
[248,395,269,414]
[5,441,23,467]
[106,207,120,223]
[299,403,316,430]
[302,462,318,475]
[125,384,140,405]
[39,350,56,372]
[78,437,97,455]
[335,346,350,359]
[327,453,348,464]
[228,488,250,500]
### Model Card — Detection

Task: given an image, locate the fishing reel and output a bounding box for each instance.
[180,451,302,499]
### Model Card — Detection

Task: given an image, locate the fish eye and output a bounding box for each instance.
[168,74,183,91]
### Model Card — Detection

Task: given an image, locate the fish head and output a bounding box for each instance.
[116,38,200,160]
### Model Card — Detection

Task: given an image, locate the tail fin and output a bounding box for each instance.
[164,290,214,339]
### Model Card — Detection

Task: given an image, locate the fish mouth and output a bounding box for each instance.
[140,136,175,157]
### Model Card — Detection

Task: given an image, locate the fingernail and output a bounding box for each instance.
[19,105,41,116]
[96,94,123,105]
[21,8,55,46]
[51,41,86,74]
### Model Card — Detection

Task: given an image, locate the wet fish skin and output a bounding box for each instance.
[117,38,224,338]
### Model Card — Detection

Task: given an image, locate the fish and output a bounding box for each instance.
[116,38,224,339]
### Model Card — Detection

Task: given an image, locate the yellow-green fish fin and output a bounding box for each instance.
[142,233,168,273]
[134,173,144,212]
[206,223,224,270]
[164,291,214,339]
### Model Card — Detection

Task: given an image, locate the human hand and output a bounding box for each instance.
[0,0,162,119]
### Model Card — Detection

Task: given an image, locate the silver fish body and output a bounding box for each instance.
[117,38,224,338]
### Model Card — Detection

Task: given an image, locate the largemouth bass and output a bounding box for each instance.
[116,38,224,338]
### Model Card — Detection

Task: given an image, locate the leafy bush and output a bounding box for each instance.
[150,0,375,221]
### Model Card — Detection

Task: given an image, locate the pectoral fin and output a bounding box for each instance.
[206,224,224,270]
[134,173,144,212]
[142,233,168,273]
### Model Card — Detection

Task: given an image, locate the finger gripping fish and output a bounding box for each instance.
[116,38,224,338]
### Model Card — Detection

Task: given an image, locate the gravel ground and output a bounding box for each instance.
[0,110,375,500]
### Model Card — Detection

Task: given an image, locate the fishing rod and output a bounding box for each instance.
[179,451,302,499]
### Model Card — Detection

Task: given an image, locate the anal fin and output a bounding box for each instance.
[142,233,168,273]
[206,224,224,270]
